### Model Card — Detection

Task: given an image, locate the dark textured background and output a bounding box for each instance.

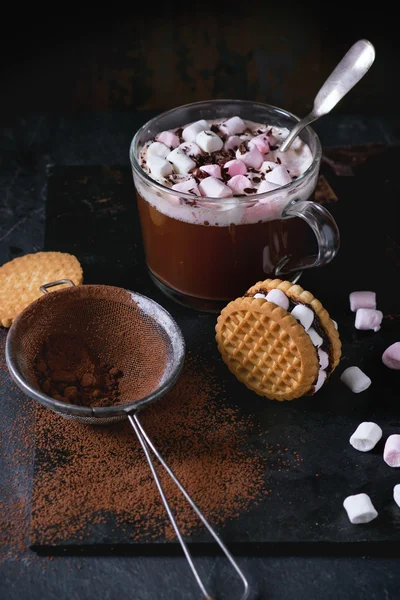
[0,5,399,117]
[2,6,400,599]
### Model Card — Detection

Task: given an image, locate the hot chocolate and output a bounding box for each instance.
[136,191,310,301]
[130,100,338,310]
[135,115,315,306]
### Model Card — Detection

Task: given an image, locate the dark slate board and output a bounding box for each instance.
[31,150,400,553]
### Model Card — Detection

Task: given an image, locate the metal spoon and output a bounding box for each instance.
[280,39,376,152]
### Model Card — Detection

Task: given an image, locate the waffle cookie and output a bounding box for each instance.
[0,252,83,327]
[215,278,341,401]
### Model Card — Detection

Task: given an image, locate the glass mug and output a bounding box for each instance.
[130,100,339,311]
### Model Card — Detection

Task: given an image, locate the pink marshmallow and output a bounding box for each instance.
[224,136,243,152]
[198,177,232,198]
[223,159,247,177]
[355,308,383,332]
[227,175,252,195]
[382,342,400,370]
[200,164,222,179]
[220,116,246,136]
[156,130,180,148]
[249,134,270,155]
[384,435,400,468]
[349,291,376,312]
[257,180,279,194]
[236,143,264,169]
[171,178,200,196]
[264,165,292,187]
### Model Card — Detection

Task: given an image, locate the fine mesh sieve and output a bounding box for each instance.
[6,280,249,600]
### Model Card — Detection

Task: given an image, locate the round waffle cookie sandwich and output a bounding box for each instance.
[0,251,83,328]
[215,278,341,401]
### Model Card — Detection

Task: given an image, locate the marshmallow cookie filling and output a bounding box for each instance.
[216,279,341,401]
[139,116,313,198]
[247,286,335,392]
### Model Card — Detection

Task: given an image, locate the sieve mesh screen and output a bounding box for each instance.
[8,285,183,420]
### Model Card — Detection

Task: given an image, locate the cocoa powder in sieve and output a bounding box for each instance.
[31,353,271,545]
[34,334,123,407]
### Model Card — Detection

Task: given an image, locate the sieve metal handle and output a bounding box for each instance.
[40,279,76,294]
[129,414,250,600]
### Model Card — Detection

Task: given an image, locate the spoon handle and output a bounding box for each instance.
[280,39,375,152]
[279,111,318,152]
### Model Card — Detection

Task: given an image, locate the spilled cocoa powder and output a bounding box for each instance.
[0,330,34,565]
[1,328,304,561]
[31,354,270,545]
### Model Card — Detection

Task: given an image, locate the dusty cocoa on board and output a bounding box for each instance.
[31,354,274,545]
[0,331,33,564]
[0,328,303,561]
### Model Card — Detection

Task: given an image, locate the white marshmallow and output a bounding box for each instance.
[265,289,289,310]
[179,141,201,157]
[167,147,196,174]
[350,291,376,312]
[264,165,292,187]
[384,435,400,468]
[382,342,400,370]
[394,484,400,507]
[350,422,383,452]
[314,369,327,392]
[147,141,170,159]
[332,319,338,330]
[318,348,329,370]
[182,119,208,142]
[257,180,280,194]
[147,155,173,179]
[224,136,243,152]
[268,126,290,146]
[291,304,314,331]
[171,178,200,196]
[220,116,246,136]
[340,366,371,393]
[254,293,266,299]
[308,327,323,348]
[343,493,378,524]
[198,177,232,199]
[261,160,278,172]
[196,130,223,153]
[355,308,383,332]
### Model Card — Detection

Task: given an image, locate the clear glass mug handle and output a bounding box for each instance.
[275,199,340,278]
